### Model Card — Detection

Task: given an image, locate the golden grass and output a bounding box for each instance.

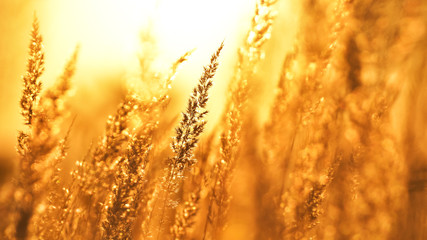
[1,0,427,239]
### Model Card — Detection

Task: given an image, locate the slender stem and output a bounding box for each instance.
[155,167,175,240]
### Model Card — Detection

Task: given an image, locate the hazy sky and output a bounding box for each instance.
[0,0,297,166]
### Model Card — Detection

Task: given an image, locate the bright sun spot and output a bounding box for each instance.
[41,0,253,87]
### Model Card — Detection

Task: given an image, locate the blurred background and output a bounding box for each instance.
[2,0,427,238]
[0,0,297,179]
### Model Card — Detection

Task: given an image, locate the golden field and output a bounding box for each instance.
[0,0,426,239]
